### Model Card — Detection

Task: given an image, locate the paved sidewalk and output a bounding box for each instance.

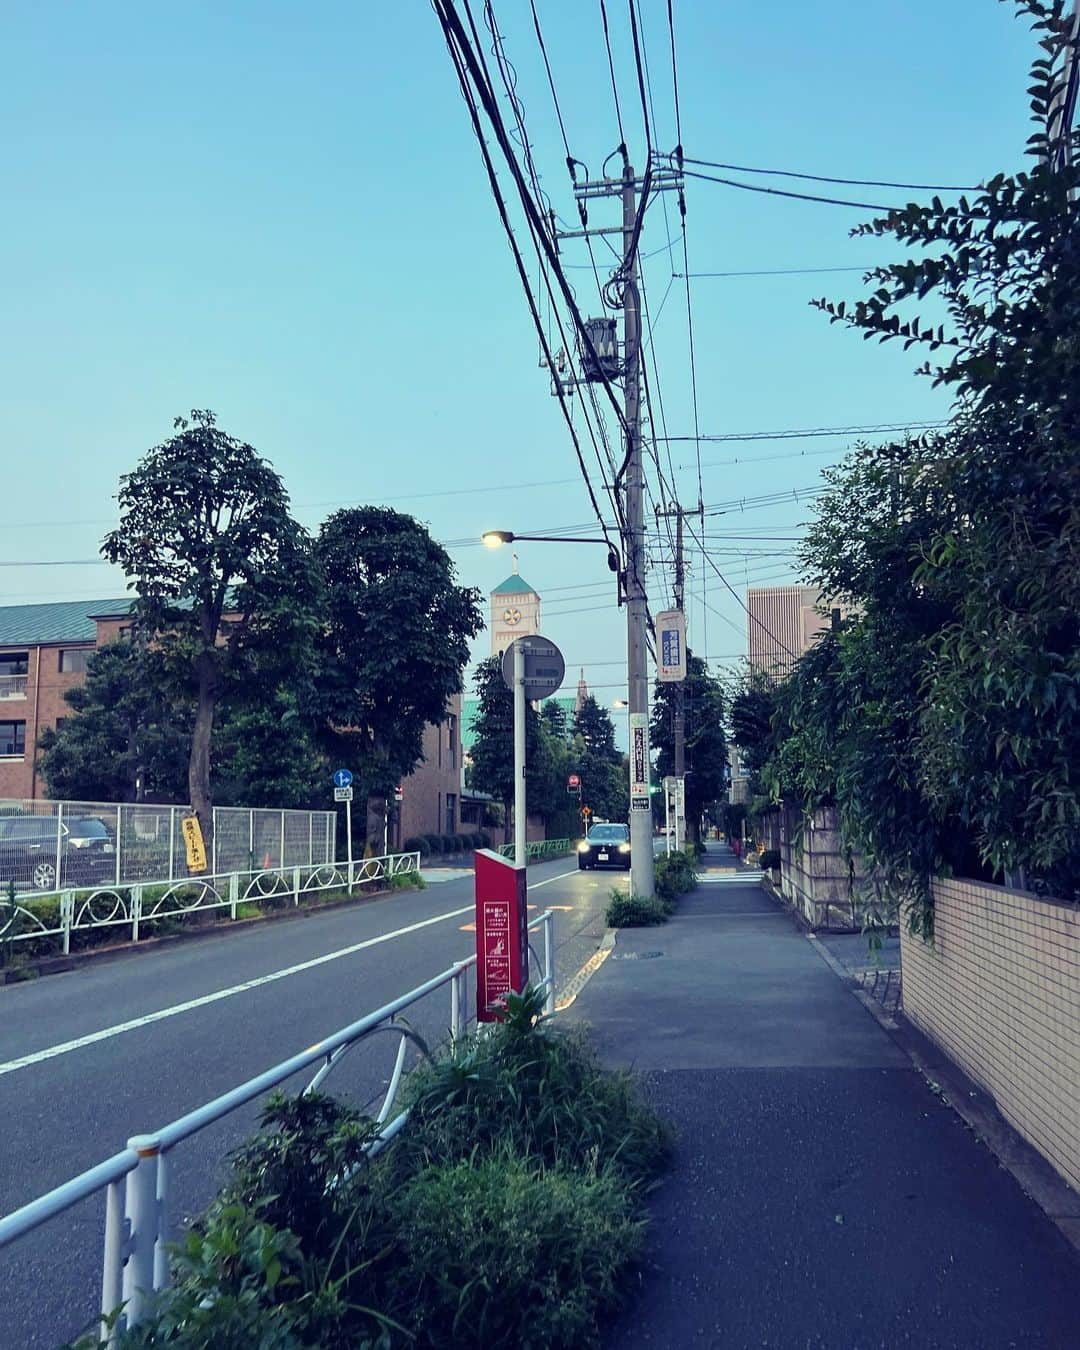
[570,844,1080,1350]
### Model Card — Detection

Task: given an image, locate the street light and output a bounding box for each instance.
[481,529,621,573]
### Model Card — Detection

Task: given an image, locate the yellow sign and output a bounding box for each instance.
[181,815,207,873]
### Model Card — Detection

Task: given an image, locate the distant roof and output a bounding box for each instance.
[491,574,537,596]
[0,598,132,646]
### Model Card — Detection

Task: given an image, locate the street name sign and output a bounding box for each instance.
[501,636,566,702]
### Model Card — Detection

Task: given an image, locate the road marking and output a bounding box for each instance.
[556,930,616,1011]
[528,868,580,890]
[0,904,475,1080]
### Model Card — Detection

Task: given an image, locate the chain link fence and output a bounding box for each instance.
[0,799,336,896]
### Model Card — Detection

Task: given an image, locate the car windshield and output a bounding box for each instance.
[1,819,56,840]
[588,825,628,842]
[67,820,108,838]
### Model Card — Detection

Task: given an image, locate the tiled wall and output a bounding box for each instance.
[901,877,1080,1195]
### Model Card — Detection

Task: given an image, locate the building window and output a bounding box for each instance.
[59,648,92,674]
[446,714,457,770]
[0,652,29,677]
[445,793,457,835]
[0,721,26,757]
[54,718,68,732]
[118,626,133,642]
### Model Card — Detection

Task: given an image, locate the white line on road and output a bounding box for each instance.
[0,904,474,1080]
[528,869,580,891]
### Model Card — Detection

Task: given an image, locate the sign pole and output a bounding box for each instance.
[346,795,354,893]
[513,637,526,867]
[665,783,672,856]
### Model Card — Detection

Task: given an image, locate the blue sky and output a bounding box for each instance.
[1,1,1036,711]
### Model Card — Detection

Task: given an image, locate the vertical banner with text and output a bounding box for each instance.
[629,712,650,812]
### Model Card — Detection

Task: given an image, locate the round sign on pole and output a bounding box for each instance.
[333,768,353,789]
[501,636,566,702]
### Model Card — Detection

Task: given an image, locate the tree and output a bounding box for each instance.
[37,643,190,803]
[651,655,727,843]
[467,656,546,842]
[313,508,482,848]
[571,696,624,822]
[808,0,1080,902]
[103,411,316,858]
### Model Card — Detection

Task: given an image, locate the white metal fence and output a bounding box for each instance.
[0,853,421,957]
[0,799,337,896]
[0,911,557,1344]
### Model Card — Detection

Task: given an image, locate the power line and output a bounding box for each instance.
[682,155,977,193]
[661,418,947,445]
[598,0,627,148]
[676,264,872,279]
[682,167,897,212]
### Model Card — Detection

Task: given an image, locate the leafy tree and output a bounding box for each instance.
[102,410,317,858]
[571,696,624,822]
[808,0,1080,902]
[651,655,727,843]
[312,507,482,849]
[211,690,326,809]
[540,699,570,741]
[467,656,545,843]
[37,643,190,803]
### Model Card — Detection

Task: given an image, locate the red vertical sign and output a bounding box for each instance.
[475,849,529,1022]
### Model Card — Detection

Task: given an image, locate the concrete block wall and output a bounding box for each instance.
[774,805,868,930]
[901,877,1080,1194]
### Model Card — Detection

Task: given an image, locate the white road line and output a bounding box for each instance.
[0,904,474,1079]
[528,868,580,891]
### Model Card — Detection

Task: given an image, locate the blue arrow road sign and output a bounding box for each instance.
[333,769,353,789]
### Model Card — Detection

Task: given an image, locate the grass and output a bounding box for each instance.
[604,848,700,928]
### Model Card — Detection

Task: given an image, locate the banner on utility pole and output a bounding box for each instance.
[629,712,650,812]
[655,609,687,682]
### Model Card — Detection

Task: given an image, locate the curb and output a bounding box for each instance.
[555,929,617,1012]
[800,905,1080,1257]
[0,881,423,988]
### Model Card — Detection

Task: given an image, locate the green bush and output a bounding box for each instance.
[73,988,668,1350]
[456,833,476,852]
[604,892,669,927]
[422,833,443,855]
[390,1153,643,1349]
[759,848,781,870]
[402,835,429,857]
[387,870,424,891]
[471,831,486,849]
[654,849,698,905]
[477,830,492,849]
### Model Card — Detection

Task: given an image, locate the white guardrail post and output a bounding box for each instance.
[293,865,301,906]
[122,1134,163,1328]
[61,891,73,956]
[101,1176,126,1344]
[229,872,238,920]
[131,887,142,944]
[543,910,556,1016]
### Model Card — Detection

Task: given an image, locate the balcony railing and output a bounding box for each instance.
[0,674,28,699]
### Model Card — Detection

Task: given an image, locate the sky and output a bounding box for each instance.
[1,0,1038,716]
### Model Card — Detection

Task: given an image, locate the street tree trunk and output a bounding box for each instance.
[366,793,387,856]
[189,654,218,871]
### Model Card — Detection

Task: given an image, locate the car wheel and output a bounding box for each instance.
[32,860,57,891]
[578,860,589,870]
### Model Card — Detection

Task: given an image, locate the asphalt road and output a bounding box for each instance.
[0,853,616,1349]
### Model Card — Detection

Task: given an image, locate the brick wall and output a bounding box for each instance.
[901,877,1080,1195]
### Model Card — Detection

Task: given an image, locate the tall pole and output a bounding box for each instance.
[672,510,686,851]
[513,638,527,867]
[623,163,655,898]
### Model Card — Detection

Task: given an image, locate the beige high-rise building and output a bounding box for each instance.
[747,585,841,676]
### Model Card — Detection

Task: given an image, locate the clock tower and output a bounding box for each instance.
[490,556,540,655]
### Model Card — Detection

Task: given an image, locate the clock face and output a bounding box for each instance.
[502,607,522,627]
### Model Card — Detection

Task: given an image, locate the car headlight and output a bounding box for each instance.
[578,841,590,852]
[618,843,630,853]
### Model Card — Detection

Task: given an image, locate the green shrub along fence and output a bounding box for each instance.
[403,832,492,857]
[67,986,670,1350]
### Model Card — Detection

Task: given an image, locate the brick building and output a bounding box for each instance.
[746,585,844,676]
[0,598,133,800]
[0,597,463,841]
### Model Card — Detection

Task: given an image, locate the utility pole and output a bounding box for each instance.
[655,503,697,850]
[558,153,683,899]
[621,161,654,898]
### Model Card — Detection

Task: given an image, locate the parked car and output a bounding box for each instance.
[0,815,117,892]
[577,822,631,871]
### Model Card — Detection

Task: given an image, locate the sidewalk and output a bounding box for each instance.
[570,844,1080,1349]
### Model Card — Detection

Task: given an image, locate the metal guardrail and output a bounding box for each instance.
[0,674,28,699]
[0,853,422,958]
[495,837,573,862]
[0,910,557,1343]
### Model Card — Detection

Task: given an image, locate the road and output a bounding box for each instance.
[0,853,616,1348]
